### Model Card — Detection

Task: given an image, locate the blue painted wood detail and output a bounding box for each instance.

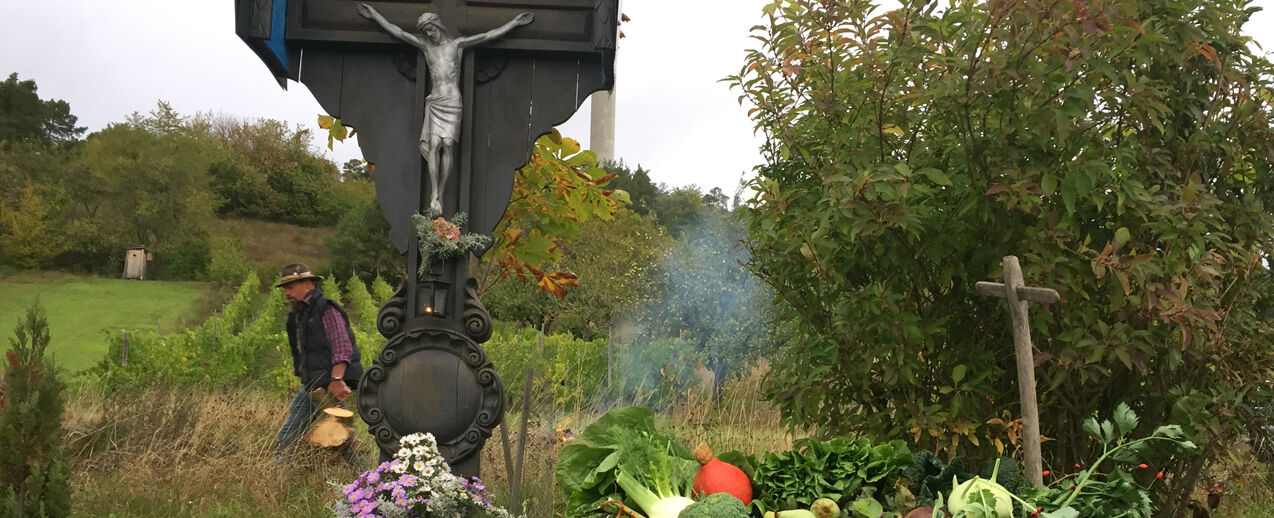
[266,0,289,73]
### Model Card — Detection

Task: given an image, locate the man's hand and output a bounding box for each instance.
[514,12,534,25]
[357,3,378,19]
[328,379,352,401]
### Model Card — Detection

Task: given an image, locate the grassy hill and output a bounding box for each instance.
[210,218,337,278]
[0,272,213,372]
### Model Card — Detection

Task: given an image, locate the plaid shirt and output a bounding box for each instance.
[293,290,354,373]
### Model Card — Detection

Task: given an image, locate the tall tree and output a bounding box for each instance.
[485,130,628,299]
[605,162,661,216]
[0,73,84,147]
[61,103,219,277]
[326,198,404,282]
[208,116,368,225]
[0,185,65,269]
[482,207,672,338]
[731,0,1274,492]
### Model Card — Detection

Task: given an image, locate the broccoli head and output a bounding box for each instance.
[678,493,750,518]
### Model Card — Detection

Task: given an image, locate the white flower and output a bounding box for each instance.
[397,448,411,458]
[414,460,426,472]
[412,446,426,457]
[422,466,435,477]
[392,462,407,474]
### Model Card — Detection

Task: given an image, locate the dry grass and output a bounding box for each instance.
[64,368,793,517]
[65,385,369,516]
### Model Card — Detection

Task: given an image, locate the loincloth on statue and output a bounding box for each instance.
[421,94,462,144]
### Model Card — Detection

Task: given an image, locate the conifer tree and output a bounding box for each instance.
[0,302,71,517]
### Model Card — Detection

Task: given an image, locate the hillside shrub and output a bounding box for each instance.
[370,275,396,305]
[325,198,402,282]
[154,232,212,281]
[208,234,252,286]
[0,302,72,517]
[343,277,385,364]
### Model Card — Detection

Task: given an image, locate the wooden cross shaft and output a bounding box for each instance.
[977,256,1060,489]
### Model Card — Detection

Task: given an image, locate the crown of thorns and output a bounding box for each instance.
[415,12,444,30]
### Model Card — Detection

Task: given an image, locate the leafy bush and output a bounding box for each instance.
[370,275,396,305]
[154,232,212,281]
[0,302,72,517]
[208,234,252,286]
[325,198,402,282]
[730,0,1274,481]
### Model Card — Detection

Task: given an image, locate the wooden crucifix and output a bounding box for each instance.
[235,0,618,476]
[975,255,1060,489]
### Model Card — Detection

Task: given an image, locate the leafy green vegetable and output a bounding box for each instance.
[1014,404,1197,518]
[754,438,912,513]
[947,459,1015,517]
[615,438,697,518]
[556,407,696,517]
[899,451,973,508]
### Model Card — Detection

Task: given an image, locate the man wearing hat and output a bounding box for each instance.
[273,263,365,467]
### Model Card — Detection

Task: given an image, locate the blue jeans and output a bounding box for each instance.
[275,383,365,468]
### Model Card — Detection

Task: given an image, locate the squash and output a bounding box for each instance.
[691,442,753,505]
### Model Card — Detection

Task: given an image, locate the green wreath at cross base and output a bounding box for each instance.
[412,210,492,276]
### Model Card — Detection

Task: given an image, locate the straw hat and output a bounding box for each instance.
[274,263,324,288]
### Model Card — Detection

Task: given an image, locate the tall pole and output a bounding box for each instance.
[590,89,616,164]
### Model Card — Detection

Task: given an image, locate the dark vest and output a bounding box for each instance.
[286,289,363,389]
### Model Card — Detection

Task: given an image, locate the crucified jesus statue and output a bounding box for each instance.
[358,4,534,214]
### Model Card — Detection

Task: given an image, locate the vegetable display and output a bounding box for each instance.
[555,404,1194,518]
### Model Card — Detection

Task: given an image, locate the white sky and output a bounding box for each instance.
[1,0,1272,197]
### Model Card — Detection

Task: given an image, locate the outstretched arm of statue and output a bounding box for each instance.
[357,3,424,47]
[457,12,533,48]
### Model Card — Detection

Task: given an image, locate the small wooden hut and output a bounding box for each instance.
[123,246,148,280]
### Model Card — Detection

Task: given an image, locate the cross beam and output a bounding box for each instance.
[976,255,1059,489]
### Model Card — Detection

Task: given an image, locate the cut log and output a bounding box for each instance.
[324,407,355,419]
[308,416,352,448]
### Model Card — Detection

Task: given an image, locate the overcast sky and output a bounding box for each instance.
[2,0,1271,197]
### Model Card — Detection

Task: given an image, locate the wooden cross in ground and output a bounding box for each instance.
[975,255,1060,488]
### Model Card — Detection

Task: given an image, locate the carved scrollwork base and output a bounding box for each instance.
[376,281,408,339]
[463,278,492,343]
[358,324,504,464]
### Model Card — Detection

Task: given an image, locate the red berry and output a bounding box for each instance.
[1073,463,1082,469]
[1069,484,1077,489]
[1157,470,1165,479]
[1138,463,1149,469]
[1042,470,1051,477]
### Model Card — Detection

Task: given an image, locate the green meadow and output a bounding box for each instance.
[0,272,212,372]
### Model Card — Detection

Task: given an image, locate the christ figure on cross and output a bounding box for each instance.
[358,4,534,214]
